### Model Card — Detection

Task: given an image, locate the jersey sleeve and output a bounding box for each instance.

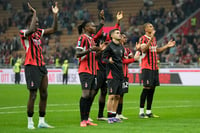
[122,58,135,64]
[19,30,27,38]
[36,28,44,39]
[76,35,85,50]
[114,23,120,29]
[19,28,44,39]
[93,23,104,42]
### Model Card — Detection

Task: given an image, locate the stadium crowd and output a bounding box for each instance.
[0,0,200,67]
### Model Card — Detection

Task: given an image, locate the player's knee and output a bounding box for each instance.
[108,95,115,100]
[40,92,48,100]
[30,92,37,101]
[82,94,90,99]
[115,95,120,100]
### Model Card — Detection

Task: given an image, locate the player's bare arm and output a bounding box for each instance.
[44,2,59,35]
[141,30,155,53]
[25,2,37,36]
[157,40,176,53]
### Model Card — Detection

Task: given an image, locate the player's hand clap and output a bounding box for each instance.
[135,42,141,51]
[100,41,109,51]
[52,2,59,14]
[91,46,101,52]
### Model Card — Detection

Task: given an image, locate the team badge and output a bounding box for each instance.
[110,88,112,93]
[85,82,88,88]
[31,81,34,87]
[78,41,81,46]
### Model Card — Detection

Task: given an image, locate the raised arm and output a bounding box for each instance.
[115,11,123,27]
[44,2,59,35]
[24,3,37,37]
[93,10,105,42]
[157,40,176,53]
[105,11,123,40]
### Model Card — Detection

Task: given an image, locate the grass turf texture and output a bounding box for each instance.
[0,84,200,133]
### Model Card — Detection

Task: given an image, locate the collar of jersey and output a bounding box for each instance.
[144,34,151,39]
[84,34,92,39]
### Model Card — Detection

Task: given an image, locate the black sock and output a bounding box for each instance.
[39,111,46,117]
[147,88,155,110]
[107,112,112,118]
[112,113,116,117]
[117,103,122,115]
[98,102,105,118]
[140,89,148,108]
[85,97,92,120]
[27,111,34,117]
[80,97,87,121]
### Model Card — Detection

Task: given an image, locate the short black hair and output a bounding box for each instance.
[77,20,91,35]
[120,32,127,37]
[109,28,119,40]
[25,14,33,25]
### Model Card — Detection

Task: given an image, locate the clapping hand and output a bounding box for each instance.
[52,2,59,14]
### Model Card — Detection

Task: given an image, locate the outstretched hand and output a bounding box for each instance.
[116,11,123,21]
[167,40,176,48]
[99,10,105,20]
[28,2,36,13]
[52,2,59,14]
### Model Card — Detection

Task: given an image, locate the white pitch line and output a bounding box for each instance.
[0,105,199,115]
[0,100,192,110]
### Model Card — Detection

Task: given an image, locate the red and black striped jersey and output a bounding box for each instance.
[139,35,158,70]
[19,28,45,66]
[76,34,97,75]
[123,47,133,78]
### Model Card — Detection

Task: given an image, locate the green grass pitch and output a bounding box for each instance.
[0,84,200,133]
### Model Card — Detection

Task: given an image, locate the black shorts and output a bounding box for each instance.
[25,65,48,90]
[107,79,123,95]
[122,77,129,93]
[79,73,97,90]
[97,70,107,90]
[142,69,160,87]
